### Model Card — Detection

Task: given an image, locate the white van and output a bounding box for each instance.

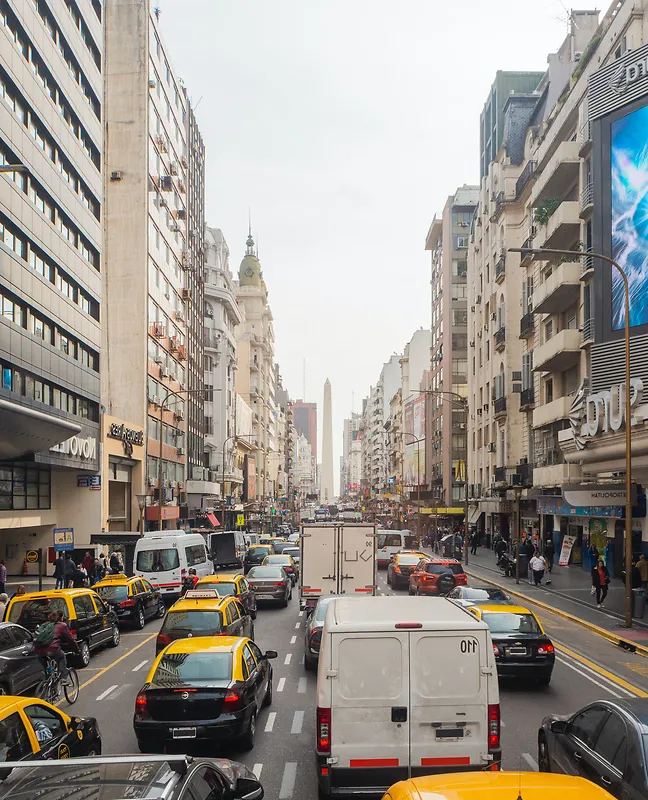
[134,530,213,599]
[315,596,501,797]
[376,530,419,569]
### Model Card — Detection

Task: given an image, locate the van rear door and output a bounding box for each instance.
[300,525,338,604]
[330,632,409,785]
[409,629,490,772]
[338,525,375,596]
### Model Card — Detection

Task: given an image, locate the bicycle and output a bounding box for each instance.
[36,655,79,705]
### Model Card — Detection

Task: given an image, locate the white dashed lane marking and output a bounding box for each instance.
[279,763,298,799]
[522,752,538,771]
[284,653,292,665]
[298,678,307,694]
[298,610,304,617]
[291,710,304,734]
[264,712,276,733]
[132,660,148,672]
[277,677,286,692]
[96,685,118,701]
[253,764,263,779]
[290,636,297,644]
[294,622,300,629]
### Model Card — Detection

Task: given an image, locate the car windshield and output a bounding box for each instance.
[95,585,129,602]
[265,556,291,564]
[161,610,223,635]
[464,588,508,601]
[283,549,299,558]
[315,597,337,622]
[136,548,180,572]
[8,597,68,625]
[248,547,272,559]
[198,582,236,597]
[397,555,423,565]
[248,567,284,579]
[482,612,542,635]
[425,563,465,575]
[153,652,232,683]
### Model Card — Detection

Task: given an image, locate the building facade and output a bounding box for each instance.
[293,400,317,461]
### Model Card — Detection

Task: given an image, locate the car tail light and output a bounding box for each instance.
[488,704,500,750]
[395,622,423,629]
[274,582,286,587]
[309,630,322,652]
[492,644,500,656]
[69,627,78,639]
[537,644,554,655]
[135,693,149,719]
[156,633,171,649]
[317,706,331,753]
[119,599,135,607]
[224,690,242,710]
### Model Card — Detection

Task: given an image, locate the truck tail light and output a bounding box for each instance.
[274,582,286,587]
[135,693,149,719]
[317,707,331,753]
[488,704,500,750]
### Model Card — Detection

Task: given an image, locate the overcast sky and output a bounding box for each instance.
[160,0,592,484]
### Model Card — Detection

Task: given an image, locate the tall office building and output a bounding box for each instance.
[0,0,104,567]
[293,400,317,460]
[321,379,334,503]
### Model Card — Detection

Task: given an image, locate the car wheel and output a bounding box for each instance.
[318,783,331,799]
[135,607,145,630]
[304,655,315,672]
[281,596,288,608]
[538,733,551,772]
[77,641,91,668]
[157,600,166,619]
[240,710,256,750]
[263,675,273,707]
[109,625,121,648]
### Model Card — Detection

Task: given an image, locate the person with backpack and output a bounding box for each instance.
[181,568,198,595]
[34,610,79,679]
[109,552,121,574]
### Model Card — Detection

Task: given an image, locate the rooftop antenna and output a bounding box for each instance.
[303,359,306,400]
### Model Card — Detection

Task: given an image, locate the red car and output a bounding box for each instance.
[409,557,467,596]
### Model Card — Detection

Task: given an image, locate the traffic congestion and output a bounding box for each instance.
[0,519,645,799]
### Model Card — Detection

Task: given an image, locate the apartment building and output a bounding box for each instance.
[425,186,477,512]
[293,400,317,461]
[340,412,361,496]
[0,0,103,566]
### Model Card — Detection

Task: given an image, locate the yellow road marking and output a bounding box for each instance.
[78,633,157,691]
[621,661,648,677]
[556,642,648,697]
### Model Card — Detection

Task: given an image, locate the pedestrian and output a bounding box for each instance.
[524,538,535,585]
[495,538,507,561]
[72,565,86,588]
[91,558,104,586]
[9,584,25,601]
[0,593,8,621]
[638,554,648,590]
[543,538,554,573]
[53,552,65,589]
[470,532,478,556]
[0,560,6,595]
[529,551,547,586]
[82,551,94,577]
[589,544,600,569]
[109,551,121,574]
[591,558,610,608]
[63,553,76,588]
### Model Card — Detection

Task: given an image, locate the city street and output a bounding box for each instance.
[61,573,648,798]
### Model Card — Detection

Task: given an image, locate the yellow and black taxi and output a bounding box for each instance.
[134,636,277,753]
[0,695,101,766]
[156,591,254,654]
[5,590,120,668]
[243,544,274,574]
[468,604,555,685]
[93,573,165,629]
[382,772,617,800]
[386,551,428,589]
[195,574,257,620]
[261,553,297,584]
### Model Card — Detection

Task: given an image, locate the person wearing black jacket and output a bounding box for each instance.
[63,554,76,588]
[591,559,611,608]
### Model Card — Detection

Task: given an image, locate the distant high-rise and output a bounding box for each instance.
[293,400,318,460]
[321,380,334,503]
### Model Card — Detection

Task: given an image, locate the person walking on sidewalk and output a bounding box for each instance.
[529,551,547,586]
[543,539,554,573]
[638,554,648,590]
[592,559,610,608]
[524,538,535,585]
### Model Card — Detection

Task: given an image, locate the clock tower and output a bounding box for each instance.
[238,229,262,287]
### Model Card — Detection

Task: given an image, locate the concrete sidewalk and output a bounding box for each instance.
[461,545,648,648]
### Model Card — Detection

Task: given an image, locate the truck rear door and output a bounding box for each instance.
[300,525,338,605]
[409,629,490,772]
[338,525,375,596]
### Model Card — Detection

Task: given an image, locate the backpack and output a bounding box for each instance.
[33,622,55,647]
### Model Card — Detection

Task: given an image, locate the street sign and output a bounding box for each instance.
[25,550,39,564]
[53,528,74,551]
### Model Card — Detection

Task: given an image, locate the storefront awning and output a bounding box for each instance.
[0,398,81,460]
[468,508,483,525]
[206,512,220,528]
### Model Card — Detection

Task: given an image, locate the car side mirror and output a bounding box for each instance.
[67,717,82,732]
[235,777,264,800]
[550,720,568,735]
[264,650,278,659]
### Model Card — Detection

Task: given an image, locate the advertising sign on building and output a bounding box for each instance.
[563,483,637,507]
[558,534,577,567]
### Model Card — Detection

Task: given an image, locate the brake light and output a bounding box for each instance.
[273,582,286,587]
[492,644,500,656]
[224,690,242,710]
[537,644,554,655]
[156,633,171,648]
[395,622,423,629]
[119,599,135,607]
[317,706,331,753]
[135,693,149,719]
[488,704,500,750]
[69,628,77,639]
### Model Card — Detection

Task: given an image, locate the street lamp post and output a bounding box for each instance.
[511,245,634,627]
[513,485,523,585]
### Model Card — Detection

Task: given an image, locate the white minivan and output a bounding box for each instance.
[315,596,501,797]
[134,530,213,599]
[376,530,419,569]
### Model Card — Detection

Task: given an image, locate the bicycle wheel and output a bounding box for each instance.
[35,680,49,701]
[63,668,79,705]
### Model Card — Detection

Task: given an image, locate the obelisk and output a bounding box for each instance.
[321,379,334,503]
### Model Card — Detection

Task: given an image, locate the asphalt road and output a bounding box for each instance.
[63,572,648,799]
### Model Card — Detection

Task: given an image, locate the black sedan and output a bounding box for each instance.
[539,698,648,798]
[247,566,292,607]
[0,623,45,696]
[304,596,339,670]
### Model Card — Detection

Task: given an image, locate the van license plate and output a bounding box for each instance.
[172,728,197,739]
[436,728,464,739]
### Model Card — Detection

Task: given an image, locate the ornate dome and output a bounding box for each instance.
[239,231,262,287]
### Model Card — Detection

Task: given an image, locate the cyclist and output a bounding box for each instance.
[34,610,79,679]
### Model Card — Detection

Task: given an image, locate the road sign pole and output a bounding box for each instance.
[38,548,42,592]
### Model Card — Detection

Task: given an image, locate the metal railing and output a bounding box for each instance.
[581,248,594,277]
[520,387,535,408]
[580,182,593,213]
[520,312,534,337]
[495,327,506,348]
[516,462,533,485]
[515,160,537,197]
[494,396,507,415]
[494,467,507,483]
[582,317,594,343]
[495,254,506,282]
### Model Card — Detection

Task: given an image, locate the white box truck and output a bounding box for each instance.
[300,523,376,611]
[315,596,501,797]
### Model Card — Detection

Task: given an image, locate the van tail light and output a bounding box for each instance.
[119,599,135,607]
[224,690,242,710]
[488,704,500,750]
[317,707,331,753]
[156,633,171,649]
[135,693,149,719]
[537,644,554,655]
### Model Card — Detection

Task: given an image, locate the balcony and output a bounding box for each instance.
[581,317,594,346]
[533,395,572,429]
[578,120,592,157]
[533,461,579,489]
[531,140,580,203]
[520,387,535,410]
[519,312,534,339]
[494,467,507,485]
[532,261,582,314]
[581,249,595,279]
[495,253,506,283]
[494,326,506,352]
[580,182,593,217]
[493,396,507,418]
[534,201,581,250]
[533,328,581,373]
[516,161,537,198]
[491,192,513,221]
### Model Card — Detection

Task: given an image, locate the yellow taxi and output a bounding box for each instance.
[383,772,617,799]
[134,636,277,753]
[195,574,257,619]
[5,589,120,668]
[155,590,253,654]
[0,695,101,765]
[92,573,164,629]
[467,604,555,685]
[386,551,428,589]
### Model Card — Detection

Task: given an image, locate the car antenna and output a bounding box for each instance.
[516,758,523,800]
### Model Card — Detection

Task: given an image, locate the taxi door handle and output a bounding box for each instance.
[573,751,582,761]
[601,776,612,786]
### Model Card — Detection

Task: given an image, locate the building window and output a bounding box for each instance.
[0,464,50,510]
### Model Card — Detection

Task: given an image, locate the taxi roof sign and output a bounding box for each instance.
[184,590,219,600]
[99,573,128,581]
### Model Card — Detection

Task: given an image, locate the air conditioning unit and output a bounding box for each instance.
[159,175,173,192]
[177,447,185,456]
[160,367,168,378]
[155,135,168,152]
[110,170,122,182]
[175,409,185,421]
[170,224,180,233]
[469,340,475,348]
[177,209,186,220]
[154,356,163,364]
[520,457,528,465]
[477,408,482,416]
[151,395,161,406]
[209,470,218,482]
[205,309,213,318]
[511,473,522,486]
[181,288,191,301]
[475,294,481,303]
[487,442,496,452]
[148,79,157,89]
[170,163,178,176]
